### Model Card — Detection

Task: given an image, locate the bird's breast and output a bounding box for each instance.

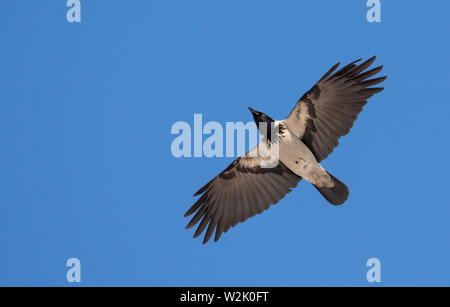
[278,123,332,187]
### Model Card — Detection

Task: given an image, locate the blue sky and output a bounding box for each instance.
[1,1,449,286]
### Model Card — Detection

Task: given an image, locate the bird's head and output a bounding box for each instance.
[248,107,274,127]
[248,107,275,142]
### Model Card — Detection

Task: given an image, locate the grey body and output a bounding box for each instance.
[277,121,333,188]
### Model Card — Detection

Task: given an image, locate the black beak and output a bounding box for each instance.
[248,107,257,115]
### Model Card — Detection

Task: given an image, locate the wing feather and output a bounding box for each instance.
[285,56,386,161]
[185,145,302,244]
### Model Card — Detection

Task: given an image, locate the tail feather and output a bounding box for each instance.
[314,172,349,206]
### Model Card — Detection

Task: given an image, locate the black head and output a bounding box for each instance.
[248,107,274,126]
[248,107,275,142]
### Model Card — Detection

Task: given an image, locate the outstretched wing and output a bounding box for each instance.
[185,146,301,244]
[284,56,387,162]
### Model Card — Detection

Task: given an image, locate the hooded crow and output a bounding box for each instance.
[184,56,387,244]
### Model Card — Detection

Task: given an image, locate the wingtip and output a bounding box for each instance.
[367,55,377,64]
[372,87,385,94]
[214,232,222,242]
[203,232,214,244]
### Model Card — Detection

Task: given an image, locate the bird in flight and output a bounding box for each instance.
[184,56,386,244]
